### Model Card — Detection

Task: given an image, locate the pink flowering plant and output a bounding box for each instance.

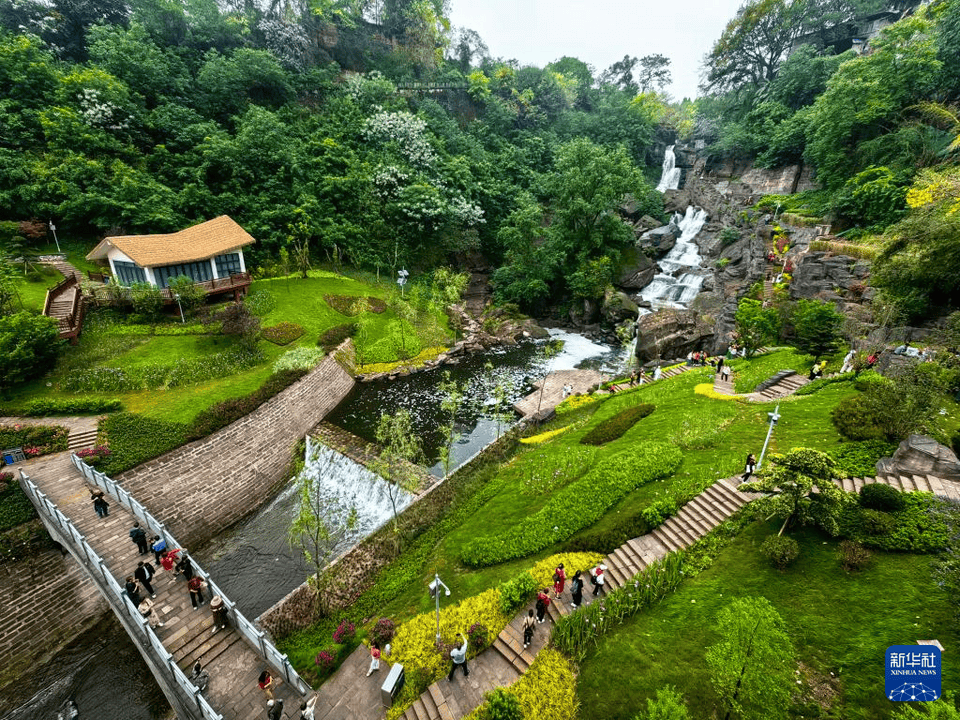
[332,620,355,645]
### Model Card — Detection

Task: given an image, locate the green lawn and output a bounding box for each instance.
[577,522,960,720]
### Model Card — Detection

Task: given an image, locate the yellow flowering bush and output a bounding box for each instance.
[520,427,572,445]
[359,346,447,374]
[514,649,579,720]
[905,168,960,212]
[529,553,603,589]
[556,393,602,414]
[694,383,740,401]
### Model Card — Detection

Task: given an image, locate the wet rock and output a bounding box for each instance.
[876,435,960,482]
[790,252,871,301]
[617,247,657,290]
[638,224,679,258]
[634,309,715,364]
[601,289,639,325]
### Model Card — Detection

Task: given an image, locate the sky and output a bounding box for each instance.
[447,0,746,101]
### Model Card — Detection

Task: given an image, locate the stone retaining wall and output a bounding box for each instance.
[116,349,356,548]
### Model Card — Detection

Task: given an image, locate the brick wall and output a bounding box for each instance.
[0,549,108,688]
[116,351,355,549]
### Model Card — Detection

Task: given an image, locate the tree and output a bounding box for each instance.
[0,312,61,394]
[790,298,843,358]
[637,54,672,93]
[288,440,358,616]
[213,301,260,350]
[740,447,843,536]
[706,596,795,720]
[734,298,780,356]
[636,686,691,720]
[437,370,464,478]
[599,55,639,94]
[0,254,21,315]
[374,409,423,548]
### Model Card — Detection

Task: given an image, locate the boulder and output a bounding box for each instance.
[638,224,679,258]
[634,309,715,364]
[616,247,657,290]
[601,289,639,325]
[876,435,960,483]
[790,252,871,301]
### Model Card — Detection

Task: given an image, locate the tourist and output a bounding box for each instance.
[188,575,205,609]
[267,698,284,720]
[840,348,856,373]
[135,560,157,599]
[176,552,195,581]
[653,365,662,381]
[210,595,228,634]
[258,670,275,700]
[740,346,748,358]
[522,609,536,648]
[721,363,731,382]
[159,548,181,574]
[125,575,144,608]
[570,570,584,608]
[129,521,149,554]
[57,698,79,720]
[716,356,724,376]
[189,662,209,695]
[151,535,166,564]
[447,634,469,680]
[638,367,646,384]
[138,597,164,629]
[299,694,320,720]
[742,453,757,482]
[366,642,381,677]
[686,351,693,365]
[92,491,109,518]
[535,589,550,623]
[552,563,566,598]
[591,565,606,597]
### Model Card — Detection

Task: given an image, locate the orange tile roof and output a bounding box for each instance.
[86,216,256,267]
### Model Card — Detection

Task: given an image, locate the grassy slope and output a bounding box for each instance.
[577,522,960,720]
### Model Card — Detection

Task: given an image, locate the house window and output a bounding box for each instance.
[215,253,242,276]
[113,260,146,286]
[154,261,212,288]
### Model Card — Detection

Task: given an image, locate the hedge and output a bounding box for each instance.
[318,323,357,352]
[828,439,897,478]
[0,480,38,531]
[461,442,682,567]
[21,397,123,416]
[0,424,69,458]
[96,413,189,476]
[579,404,655,445]
[261,322,305,345]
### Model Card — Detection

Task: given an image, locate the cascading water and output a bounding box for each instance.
[639,205,709,309]
[299,436,413,546]
[655,144,682,192]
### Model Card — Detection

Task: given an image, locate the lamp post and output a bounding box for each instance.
[757,402,781,470]
[428,574,450,644]
[49,221,61,254]
[173,292,185,323]
[396,268,408,297]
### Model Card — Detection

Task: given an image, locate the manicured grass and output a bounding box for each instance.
[9,264,62,312]
[730,347,815,393]
[577,522,960,720]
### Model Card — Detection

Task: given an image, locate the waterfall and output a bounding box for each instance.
[299,436,413,551]
[638,205,709,310]
[656,145,682,192]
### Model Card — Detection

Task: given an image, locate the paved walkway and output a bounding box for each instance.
[20,452,302,720]
[513,369,607,419]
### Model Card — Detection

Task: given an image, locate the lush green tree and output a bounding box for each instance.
[706,596,795,720]
[491,194,559,308]
[740,447,843,536]
[0,311,61,393]
[635,686,691,720]
[831,166,909,230]
[637,54,672,93]
[437,370,464,478]
[790,298,843,358]
[734,298,780,356]
[374,408,423,548]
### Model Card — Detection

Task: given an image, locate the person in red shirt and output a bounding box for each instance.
[553,563,566,598]
[187,575,205,609]
[535,589,551,623]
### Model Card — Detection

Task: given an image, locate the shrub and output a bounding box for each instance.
[325,295,387,315]
[760,535,800,569]
[845,494,949,553]
[166,275,206,313]
[314,648,337,673]
[528,553,603,589]
[129,282,163,317]
[261,322,305,345]
[498,572,538,614]
[859,483,906,512]
[580,403,655,445]
[0,481,38,531]
[794,371,856,396]
[556,393,602,415]
[0,312,62,392]
[831,395,885,441]
[480,688,522,720]
[640,498,678,528]
[187,369,309,440]
[636,686,691,720]
[273,347,326,373]
[22,397,123,416]
[97,413,189,475]
[318,323,357,352]
[858,508,897,536]
[828,440,897,478]
[369,618,396,648]
[467,622,490,649]
[519,427,573,445]
[461,442,682,566]
[0,472,12,492]
[513,649,579,720]
[839,540,872,571]
[332,620,355,645]
[0,424,69,457]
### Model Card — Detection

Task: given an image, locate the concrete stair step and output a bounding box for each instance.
[711,479,749,508]
[700,485,740,517]
[661,518,698,547]
[911,474,932,493]
[682,499,724,531]
[68,429,99,450]
[651,525,684,553]
[898,474,916,492]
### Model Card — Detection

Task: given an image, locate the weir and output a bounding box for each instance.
[18,455,310,720]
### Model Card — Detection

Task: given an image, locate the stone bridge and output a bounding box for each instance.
[19,454,310,720]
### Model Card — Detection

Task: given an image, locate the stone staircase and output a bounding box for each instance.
[40,256,84,282]
[837,474,960,501]
[749,370,808,401]
[67,427,99,452]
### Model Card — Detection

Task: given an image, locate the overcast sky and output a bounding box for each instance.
[448,0,746,100]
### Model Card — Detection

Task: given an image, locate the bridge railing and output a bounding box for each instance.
[69,454,311,696]
[19,469,221,720]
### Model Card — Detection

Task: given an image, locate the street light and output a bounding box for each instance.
[757,401,781,471]
[428,573,450,644]
[173,292,185,323]
[397,268,409,297]
[49,220,61,254]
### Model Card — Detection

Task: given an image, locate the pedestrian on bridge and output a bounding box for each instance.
[299,694,320,720]
[189,662,209,695]
[258,670,275,700]
[159,548,181,574]
[135,560,157,598]
[266,698,284,720]
[210,595,228,634]
[137,597,164,629]
[188,575,205,609]
[125,576,144,608]
[129,521,148,554]
[151,535,166,564]
[91,491,109,518]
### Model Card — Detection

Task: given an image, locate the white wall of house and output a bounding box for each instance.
[105,245,248,286]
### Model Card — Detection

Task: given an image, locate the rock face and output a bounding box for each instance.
[790,252,871,303]
[637,223,679,258]
[616,247,657,290]
[740,163,817,195]
[634,309,715,364]
[876,435,960,482]
[601,288,639,325]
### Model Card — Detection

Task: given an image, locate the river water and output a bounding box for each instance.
[3,329,623,720]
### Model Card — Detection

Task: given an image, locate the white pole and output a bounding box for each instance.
[49,221,61,254]
[434,573,441,643]
[757,402,781,470]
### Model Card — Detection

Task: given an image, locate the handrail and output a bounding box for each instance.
[19,469,223,720]
[42,273,78,317]
[68,454,310,697]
